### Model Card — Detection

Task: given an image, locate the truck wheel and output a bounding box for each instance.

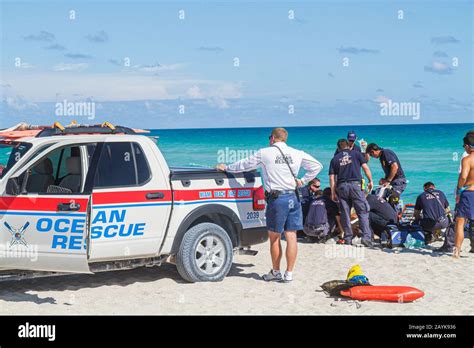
[176,222,233,283]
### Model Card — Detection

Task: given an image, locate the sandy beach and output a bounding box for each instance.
[1,239,472,316]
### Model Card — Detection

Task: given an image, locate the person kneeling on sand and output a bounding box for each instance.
[304,188,344,243]
[414,182,451,245]
[303,190,328,242]
[216,127,323,282]
[300,178,321,220]
[366,193,398,246]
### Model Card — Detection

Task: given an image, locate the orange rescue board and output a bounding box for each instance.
[0,127,150,142]
[340,286,424,302]
[0,130,42,139]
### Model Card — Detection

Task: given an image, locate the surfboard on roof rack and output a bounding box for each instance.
[0,121,150,142]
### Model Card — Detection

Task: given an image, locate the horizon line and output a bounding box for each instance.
[149,120,473,131]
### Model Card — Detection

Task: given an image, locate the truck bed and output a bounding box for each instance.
[169,166,260,181]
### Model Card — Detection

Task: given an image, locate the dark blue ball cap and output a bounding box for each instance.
[347,131,357,141]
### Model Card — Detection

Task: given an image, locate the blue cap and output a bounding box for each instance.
[347,131,357,141]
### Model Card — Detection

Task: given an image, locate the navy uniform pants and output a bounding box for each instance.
[369,211,389,236]
[336,181,372,243]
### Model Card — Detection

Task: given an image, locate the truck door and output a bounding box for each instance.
[0,143,97,273]
[88,140,172,261]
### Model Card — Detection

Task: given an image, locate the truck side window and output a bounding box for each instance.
[23,145,85,194]
[94,142,151,188]
[133,143,151,184]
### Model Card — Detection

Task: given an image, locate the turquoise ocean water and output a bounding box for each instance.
[0,123,471,206]
[152,123,472,206]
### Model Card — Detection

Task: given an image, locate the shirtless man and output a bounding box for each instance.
[453,131,474,258]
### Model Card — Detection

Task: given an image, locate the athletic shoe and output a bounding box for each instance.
[262,269,282,282]
[336,239,346,245]
[352,236,362,246]
[434,245,453,253]
[360,239,374,248]
[325,236,338,245]
[281,271,293,283]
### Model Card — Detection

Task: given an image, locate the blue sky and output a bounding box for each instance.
[0,0,473,128]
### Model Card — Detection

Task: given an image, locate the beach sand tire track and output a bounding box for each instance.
[176,222,233,283]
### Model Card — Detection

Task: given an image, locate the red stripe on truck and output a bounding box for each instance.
[92,190,173,204]
[0,188,257,211]
[0,196,89,212]
[92,188,255,204]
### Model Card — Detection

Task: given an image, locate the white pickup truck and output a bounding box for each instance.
[0,124,267,282]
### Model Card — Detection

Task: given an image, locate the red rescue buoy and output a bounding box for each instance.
[340,286,424,302]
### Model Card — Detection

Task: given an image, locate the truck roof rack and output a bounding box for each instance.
[36,121,136,138]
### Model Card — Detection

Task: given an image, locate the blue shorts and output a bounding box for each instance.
[457,190,474,219]
[265,193,303,233]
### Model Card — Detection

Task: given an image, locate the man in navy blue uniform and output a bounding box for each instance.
[303,190,329,241]
[366,194,398,237]
[366,143,407,196]
[414,182,451,244]
[334,131,361,156]
[329,139,374,247]
[300,178,321,220]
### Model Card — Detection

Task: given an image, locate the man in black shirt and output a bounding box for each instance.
[366,143,407,196]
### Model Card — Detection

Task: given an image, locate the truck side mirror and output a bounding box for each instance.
[6,177,20,195]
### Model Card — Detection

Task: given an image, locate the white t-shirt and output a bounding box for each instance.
[225,141,323,192]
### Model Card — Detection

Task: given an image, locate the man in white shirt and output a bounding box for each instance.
[217,128,322,282]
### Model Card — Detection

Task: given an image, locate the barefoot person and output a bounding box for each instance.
[216,128,323,282]
[453,132,474,258]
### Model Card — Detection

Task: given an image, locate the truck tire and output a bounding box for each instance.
[176,222,233,282]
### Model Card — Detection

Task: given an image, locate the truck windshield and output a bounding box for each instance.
[0,142,33,178]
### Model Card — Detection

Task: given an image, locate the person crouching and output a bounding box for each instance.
[303,190,330,242]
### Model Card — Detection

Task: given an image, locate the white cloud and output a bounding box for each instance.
[2,73,242,103]
[52,63,89,72]
[16,62,34,69]
[424,61,453,75]
[432,61,449,70]
[4,95,38,111]
[375,95,390,104]
[207,97,229,109]
[132,63,185,73]
[187,85,204,98]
